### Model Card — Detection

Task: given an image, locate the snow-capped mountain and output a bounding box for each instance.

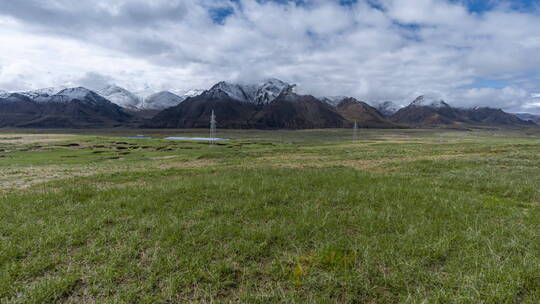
[320,96,348,107]
[29,87,66,96]
[373,101,402,116]
[253,78,295,104]
[334,97,400,128]
[132,85,158,100]
[0,87,132,128]
[16,86,67,102]
[96,86,204,111]
[141,91,185,110]
[180,89,205,98]
[149,89,351,129]
[514,113,540,124]
[1,82,533,129]
[50,87,111,105]
[391,94,532,126]
[207,78,295,105]
[4,80,292,111]
[97,85,142,110]
[209,81,251,102]
[410,95,450,108]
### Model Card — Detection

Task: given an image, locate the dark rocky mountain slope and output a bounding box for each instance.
[391,95,532,127]
[248,92,348,129]
[149,89,258,128]
[335,98,401,128]
[149,79,403,130]
[0,87,132,128]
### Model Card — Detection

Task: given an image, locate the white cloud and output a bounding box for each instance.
[380,0,470,26]
[523,102,540,108]
[0,0,539,112]
[457,86,529,110]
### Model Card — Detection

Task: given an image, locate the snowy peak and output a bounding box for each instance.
[50,87,113,106]
[141,91,185,110]
[2,87,110,105]
[253,78,296,104]
[374,101,402,116]
[97,85,204,110]
[410,95,450,108]
[4,80,293,109]
[207,79,295,104]
[97,85,142,109]
[30,87,66,96]
[16,86,67,102]
[210,81,250,102]
[56,87,93,99]
[181,89,204,98]
[321,96,348,107]
[169,88,204,99]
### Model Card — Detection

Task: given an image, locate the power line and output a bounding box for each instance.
[353,120,358,142]
[210,110,216,146]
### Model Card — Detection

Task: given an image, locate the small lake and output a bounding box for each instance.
[120,136,152,139]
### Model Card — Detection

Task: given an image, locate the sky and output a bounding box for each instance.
[0,0,539,112]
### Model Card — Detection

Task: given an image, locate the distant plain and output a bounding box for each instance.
[1,128,539,303]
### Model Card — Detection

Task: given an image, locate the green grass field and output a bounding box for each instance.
[1,128,539,303]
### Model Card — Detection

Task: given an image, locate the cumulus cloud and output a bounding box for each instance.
[76,72,115,91]
[457,86,529,109]
[0,0,539,112]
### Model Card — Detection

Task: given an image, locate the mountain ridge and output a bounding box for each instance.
[1,79,534,129]
[391,96,533,127]
[0,87,133,128]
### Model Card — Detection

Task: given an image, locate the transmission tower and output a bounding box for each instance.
[210,110,216,145]
[353,120,358,142]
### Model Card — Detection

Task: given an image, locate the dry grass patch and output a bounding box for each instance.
[325,153,487,172]
[257,154,326,162]
[157,159,217,169]
[151,155,180,160]
[0,134,79,144]
[0,165,100,191]
[247,152,489,173]
[0,159,218,191]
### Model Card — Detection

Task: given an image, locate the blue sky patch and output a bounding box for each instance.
[209,6,234,24]
[452,0,539,13]
[468,78,509,89]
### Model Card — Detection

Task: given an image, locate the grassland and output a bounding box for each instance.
[0,128,539,303]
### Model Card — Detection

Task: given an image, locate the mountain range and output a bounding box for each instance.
[0,79,535,129]
[391,95,533,127]
[0,87,132,128]
[147,80,400,129]
[514,113,540,124]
